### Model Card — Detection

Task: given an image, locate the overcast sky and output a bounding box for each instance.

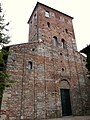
[1,0,90,51]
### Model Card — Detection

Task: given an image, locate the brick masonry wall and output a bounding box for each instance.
[1,42,89,120]
[1,3,90,120]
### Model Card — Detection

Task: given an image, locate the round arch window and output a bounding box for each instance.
[53,36,58,48]
[61,39,65,48]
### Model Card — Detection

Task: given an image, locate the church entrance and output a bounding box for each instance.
[60,89,72,116]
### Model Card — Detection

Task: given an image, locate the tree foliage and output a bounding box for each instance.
[0,3,11,109]
[0,4,10,46]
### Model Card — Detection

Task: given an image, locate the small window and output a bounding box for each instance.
[32,48,35,51]
[60,53,62,55]
[83,59,86,62]
[53,36,58,48]
[61,39,65,48]
[62,68,64,71]
[45,11,50,18]
[65,29,68,33]
[47,22,50,27]
[28,61,32,70]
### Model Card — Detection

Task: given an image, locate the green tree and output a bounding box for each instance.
[0,3,11,110]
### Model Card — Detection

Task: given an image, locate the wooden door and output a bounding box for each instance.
[60,89,72,116]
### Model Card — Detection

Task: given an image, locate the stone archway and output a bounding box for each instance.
[60,80,70,89]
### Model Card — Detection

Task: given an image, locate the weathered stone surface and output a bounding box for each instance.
[1,2,90,120]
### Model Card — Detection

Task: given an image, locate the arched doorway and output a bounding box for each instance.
[60,80,72,116]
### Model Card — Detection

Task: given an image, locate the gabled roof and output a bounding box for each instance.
[28,2,73,23]
[80,45,90,54]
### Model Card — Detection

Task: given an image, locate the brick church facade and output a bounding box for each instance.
[1,2,90,120]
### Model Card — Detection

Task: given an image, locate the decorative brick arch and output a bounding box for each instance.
[60,79,71,89]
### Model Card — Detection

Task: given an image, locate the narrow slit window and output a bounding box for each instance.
[61,39,65,48]
[53,36,58,48]
[47,22,50,27]
[65,29,68,33]
[28,61,32,70]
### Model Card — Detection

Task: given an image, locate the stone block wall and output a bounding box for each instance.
[1,2,90,120]
[1,42,89,120]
